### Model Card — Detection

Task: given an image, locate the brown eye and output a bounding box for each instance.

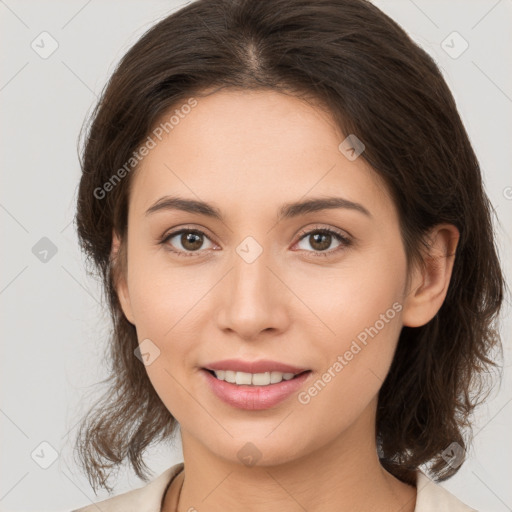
[307,232,333,251]
[161,229,214,256]
[296,228,351,257]
[180,232,204,251]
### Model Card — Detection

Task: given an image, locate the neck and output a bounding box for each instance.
[164,404,417,512]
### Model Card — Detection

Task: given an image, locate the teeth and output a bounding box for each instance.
[212,370,298,385]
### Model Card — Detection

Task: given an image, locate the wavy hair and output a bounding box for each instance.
[73,0,505,493]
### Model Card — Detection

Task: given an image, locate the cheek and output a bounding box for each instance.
[294,298,403,444]
[290,246,406,405]
[289,246,406,348]
[126,262,203,418]
[127,245,206,335]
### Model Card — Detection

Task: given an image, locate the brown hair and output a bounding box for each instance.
[73,0,505,493]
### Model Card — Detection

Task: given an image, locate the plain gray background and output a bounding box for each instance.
[1,1,511,511]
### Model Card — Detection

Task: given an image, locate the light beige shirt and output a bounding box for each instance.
[71,462,478,512]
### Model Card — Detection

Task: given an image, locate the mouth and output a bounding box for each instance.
[201,367,313,410]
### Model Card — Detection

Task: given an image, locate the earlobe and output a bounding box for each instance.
[111,229,135,325]
[401,224,459,328]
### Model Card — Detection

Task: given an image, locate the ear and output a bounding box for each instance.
[401,224,459,327]
[111,229,135,325]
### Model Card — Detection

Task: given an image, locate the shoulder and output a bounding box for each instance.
[414,471,479,512]
[71,462,184,512]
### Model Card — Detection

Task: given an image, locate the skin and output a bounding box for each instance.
[112,88,459,512]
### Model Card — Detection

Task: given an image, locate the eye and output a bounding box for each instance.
[294,227,352,257]
[160,228,215,257]
[160,225,352,258]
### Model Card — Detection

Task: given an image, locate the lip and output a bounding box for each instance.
[201,368,312,410]
[204,358,309,374]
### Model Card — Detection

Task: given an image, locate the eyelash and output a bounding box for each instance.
[159,225,352,258]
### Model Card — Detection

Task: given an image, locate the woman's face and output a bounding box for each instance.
[115,88,412,466]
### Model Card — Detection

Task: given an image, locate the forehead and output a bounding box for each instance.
[129,89,394,221]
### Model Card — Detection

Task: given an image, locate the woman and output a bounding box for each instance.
[71,0,505,511]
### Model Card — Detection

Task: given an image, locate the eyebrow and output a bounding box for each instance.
[145,195,372,220]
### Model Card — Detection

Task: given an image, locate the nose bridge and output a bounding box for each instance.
[216,233,288,338]
[231,236,276,312]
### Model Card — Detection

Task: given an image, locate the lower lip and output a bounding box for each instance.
[202,369,312,410]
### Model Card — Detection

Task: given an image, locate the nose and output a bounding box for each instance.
[215,244,291,341]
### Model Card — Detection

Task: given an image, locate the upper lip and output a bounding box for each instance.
[204,359,309,374]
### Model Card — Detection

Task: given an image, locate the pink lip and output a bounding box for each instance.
[204,358,308,374]
[202,368,312,410]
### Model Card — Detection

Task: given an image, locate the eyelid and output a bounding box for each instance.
[295,223,352,243]
[161,224,216,242]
